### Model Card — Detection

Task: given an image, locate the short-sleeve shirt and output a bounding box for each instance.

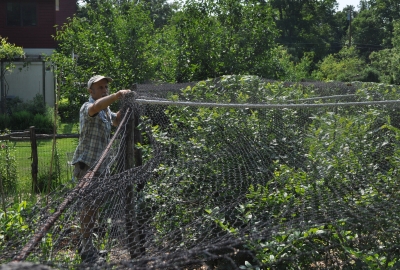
[72,96,117,173]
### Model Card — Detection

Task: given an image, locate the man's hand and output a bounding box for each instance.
[114,89,131,100]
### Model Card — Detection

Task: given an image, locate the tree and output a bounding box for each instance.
[52,1,157,110]
[370,0,400,47]
[269,0,340,63]
[0,37,24,114]
[330,7,350,54]
[169,0,279,82]
[352,0,400,56]
[140,0,177,29]
[369,20,400,84]
[77,0,176,28]
[350,6,384,59]
[313,46,374,82]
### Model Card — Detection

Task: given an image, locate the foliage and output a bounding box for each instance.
[368,21,400,84]
[0,201,30,250]
[170,0,279,82]
[272,47,314,81]
[350,0,400,60]
[0,110,53,133]
[7,111,31,131]
[0,36,24,68]
[23,93,48,116]
[2,76,400,267]
[52,0,283,86]
[49,0,400,105]
[365,0,400,48]
[52,1,156,99]
[150,25,179,82]
[313,46,378,82]
[140,0,177,29]
[57,98,78,122]
[32,113,54,134]
[351,6,384,59]
[4,96,23,115]
[0,114,11,129]
[197,78,400,268]
[148,75,320,252]
[269,0,340,63]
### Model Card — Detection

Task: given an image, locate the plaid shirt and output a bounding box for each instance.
[72,96,117,173]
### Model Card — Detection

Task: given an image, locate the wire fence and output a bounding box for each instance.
[0,130,79,196]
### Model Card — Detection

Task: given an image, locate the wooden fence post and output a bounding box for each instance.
[125,108,136,258]
[133,94,145,255]
[30,126,38,193]
[125,86,145,258]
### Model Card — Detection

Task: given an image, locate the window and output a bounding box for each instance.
[7,2,37,26]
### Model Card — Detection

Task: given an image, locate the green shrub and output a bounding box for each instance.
[0,201,33,252]
[360,66,380,82]
[32,114,54,134]
[273,47,314,81]
[5,96,23,115]
[0,110,54,133]
[313,46,367,82]
[58,98,80,123]
[10,111,32,131]
[0,94,56,133]
[0,114,11,131]
[24,93,47,116]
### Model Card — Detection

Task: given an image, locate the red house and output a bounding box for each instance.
[0,0,77,109]
[0,0,77,48]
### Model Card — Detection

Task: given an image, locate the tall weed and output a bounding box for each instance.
[0,141,17,194]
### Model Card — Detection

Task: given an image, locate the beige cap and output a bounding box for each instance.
[87,75,113,89]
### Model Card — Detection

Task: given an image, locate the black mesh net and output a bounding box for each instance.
[1,76,400,269]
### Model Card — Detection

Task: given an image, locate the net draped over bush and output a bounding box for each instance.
[1,75,400,269]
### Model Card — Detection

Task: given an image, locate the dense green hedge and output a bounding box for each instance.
[0,94,54,133]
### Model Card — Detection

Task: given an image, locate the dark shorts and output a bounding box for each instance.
[74,162,110,207]
[73,162,90,179]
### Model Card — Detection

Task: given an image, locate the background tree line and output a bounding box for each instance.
[47,0,400,120]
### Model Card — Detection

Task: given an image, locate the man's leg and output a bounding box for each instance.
[80,206,101,262]
[73,162,104,263]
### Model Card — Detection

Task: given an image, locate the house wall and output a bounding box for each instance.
[56,0,77,28]
[0,0,56,48]
[5,48,56,107]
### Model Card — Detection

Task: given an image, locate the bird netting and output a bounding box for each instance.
[1,75,400,269]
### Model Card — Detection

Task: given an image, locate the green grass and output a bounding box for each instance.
[58,122,79,134]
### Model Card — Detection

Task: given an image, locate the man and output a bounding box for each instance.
[72,75,130,263]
